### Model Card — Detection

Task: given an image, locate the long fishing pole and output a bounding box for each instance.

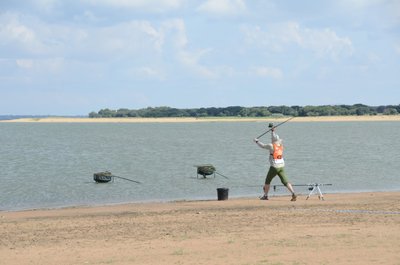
[113,175,142,184]
[256,116,295,139]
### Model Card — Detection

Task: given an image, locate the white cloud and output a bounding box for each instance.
[336,0,400,28]
[367,52,380,63]
[0,12,166,58]
[242,22,354,60]
[160,19,187,49]
[16,57,64,72]
[95,21,164,55]
[73,11,101,23]
[178,49,216,78]
[39,57,64,72]
[197,0,246,16]
[0,12,215,80]
[252,66,283,79]
[302,27,353,59]
[338,0,384,9]
[16,59,34,69]
[0,13,41,51]
[395,44,400,56]
[82,0,184,12]
[156,19,215,79]
[33,0,60,13]
[389,1,400,24]
[130,66,165,80]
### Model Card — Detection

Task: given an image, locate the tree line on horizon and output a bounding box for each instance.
[89,104,400,118]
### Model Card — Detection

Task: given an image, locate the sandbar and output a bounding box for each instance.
[2,115,400,123]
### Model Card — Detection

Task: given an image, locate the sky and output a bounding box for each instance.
[0,0,399,115]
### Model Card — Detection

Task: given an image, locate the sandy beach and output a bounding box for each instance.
[2,115,400,123]
[1,192,399,265]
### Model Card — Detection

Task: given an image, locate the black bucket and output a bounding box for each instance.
[217,188,229,201]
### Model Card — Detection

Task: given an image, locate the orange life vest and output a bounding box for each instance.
[272,143,283,160]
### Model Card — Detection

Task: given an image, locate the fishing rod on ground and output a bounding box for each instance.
[256,116,295,139]
[230,183,333,191]
[268,183,332,190]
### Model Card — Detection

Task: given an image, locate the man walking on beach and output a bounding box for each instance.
[254,126,297,201]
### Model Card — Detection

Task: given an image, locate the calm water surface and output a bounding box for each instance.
[1,121,399,211]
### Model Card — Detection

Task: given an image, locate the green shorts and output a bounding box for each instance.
[265,166,289,186]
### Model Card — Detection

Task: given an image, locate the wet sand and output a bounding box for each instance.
[1,192,399,265]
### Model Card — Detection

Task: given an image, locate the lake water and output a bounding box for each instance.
[1,121,399,211]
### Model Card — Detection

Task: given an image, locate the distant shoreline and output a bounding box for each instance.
[1,115,400,123]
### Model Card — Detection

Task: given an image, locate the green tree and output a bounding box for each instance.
[98,108,116,117]
[89,111,100,118]
[116,108,130,117]
[384,108,398,115]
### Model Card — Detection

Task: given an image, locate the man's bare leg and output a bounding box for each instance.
[260,184,270,200]
[286,183,297,201]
